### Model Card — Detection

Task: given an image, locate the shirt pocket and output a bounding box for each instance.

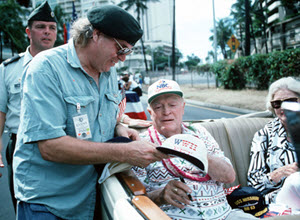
[9,82,21,99]
[8,82,21,107]
[64,96,95,137]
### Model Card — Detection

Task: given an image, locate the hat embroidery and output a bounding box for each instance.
[155,80,172,92]
[51,12,54,17]
[239,202,259,208]
[173,138,197,153]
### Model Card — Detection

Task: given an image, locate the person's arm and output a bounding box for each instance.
[38,135,168,168]
[0,65,7,177]
[115,123,140,140]
[147,180,192,209]
[247,127,272,189]
[124,81,132,90]
[268,162,299,184]
[207,154,235,183]
[118,114,152,128]
[194,124,235,183]
[0,112,6,177]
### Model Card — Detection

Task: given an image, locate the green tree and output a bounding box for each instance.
[209,18,233,59]
[281,0,300,16]
[150,46,168,70]
[118,0,159,77]
[0,0,28,61]
[150,46,182,71]
[205,50,215,64]
[231,0,267,55]
[230,0,245,55]
[53,5,67,47]
[184,54,201,70]
[252,0,269,53]
[245,0,251,55]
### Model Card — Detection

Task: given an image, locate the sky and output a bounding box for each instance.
[176,0,236,62]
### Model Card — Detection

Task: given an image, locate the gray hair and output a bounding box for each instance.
[266,77,300,113]
[70,18,94,47]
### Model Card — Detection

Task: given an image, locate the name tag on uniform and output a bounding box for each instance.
[14,83,20,88]
[73,114,92,139]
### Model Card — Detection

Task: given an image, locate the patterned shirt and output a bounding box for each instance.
[133,123,233,220]
[247,117,297,203]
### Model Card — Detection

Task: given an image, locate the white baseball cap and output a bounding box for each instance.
[157,134,209,174]
[148,79,183,104]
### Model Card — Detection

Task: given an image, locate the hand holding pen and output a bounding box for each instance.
[179,176,193,201]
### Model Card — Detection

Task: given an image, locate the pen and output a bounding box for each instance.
[179,176,193,201]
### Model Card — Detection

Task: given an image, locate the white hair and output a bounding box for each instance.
[266,77,300,114]
[70,18,94,47]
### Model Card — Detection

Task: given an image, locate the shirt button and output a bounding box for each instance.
[89,80,93,84]
[99,113,102,117]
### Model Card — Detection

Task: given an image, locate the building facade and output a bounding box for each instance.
[257,0,300,53]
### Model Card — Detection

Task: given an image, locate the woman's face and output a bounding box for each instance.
[272,88,299,127]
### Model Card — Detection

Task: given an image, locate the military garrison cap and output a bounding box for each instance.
[27,1,57,25]
[87,5,143,46]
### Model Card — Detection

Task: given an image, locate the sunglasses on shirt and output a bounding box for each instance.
[270,97,299,109]
[113,38,133,55]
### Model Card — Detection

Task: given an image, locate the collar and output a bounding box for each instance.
[66,39,111,78]
[66,39,82,69]
[23,46,33,67]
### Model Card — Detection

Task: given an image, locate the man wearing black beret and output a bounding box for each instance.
[0,0,57,212]
[13,4,168,220]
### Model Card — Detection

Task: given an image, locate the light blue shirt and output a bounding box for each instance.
[13,40,120,220]
[0,47,32,133]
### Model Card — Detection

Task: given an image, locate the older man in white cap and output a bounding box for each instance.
[132,79,257,219]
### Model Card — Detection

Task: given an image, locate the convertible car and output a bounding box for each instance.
[100,109,300,220]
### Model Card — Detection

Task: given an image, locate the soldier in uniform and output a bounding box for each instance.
[0,1,57,210]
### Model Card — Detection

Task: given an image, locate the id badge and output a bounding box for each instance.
[73,103,92,140]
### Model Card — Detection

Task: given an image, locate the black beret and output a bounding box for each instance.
[28,1,57,25]
[87,5,143,46]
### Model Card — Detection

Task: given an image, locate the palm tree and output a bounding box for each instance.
[230,0,245,55]
[0,0,28,61]
[118,0,159,77]
[209,18,233,59]
[245,0,251,55]
[231,0,256,55]
[252,0,268,53]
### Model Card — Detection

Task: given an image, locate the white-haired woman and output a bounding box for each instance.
[247,77,300,209]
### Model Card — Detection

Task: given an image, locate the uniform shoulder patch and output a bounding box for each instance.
[3,54,22,66]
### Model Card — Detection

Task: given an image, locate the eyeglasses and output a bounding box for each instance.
[113,38,133,55]
[270,97,299,109]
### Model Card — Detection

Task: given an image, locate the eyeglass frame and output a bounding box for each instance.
[270,97,299,109]
[113,38,133,55]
